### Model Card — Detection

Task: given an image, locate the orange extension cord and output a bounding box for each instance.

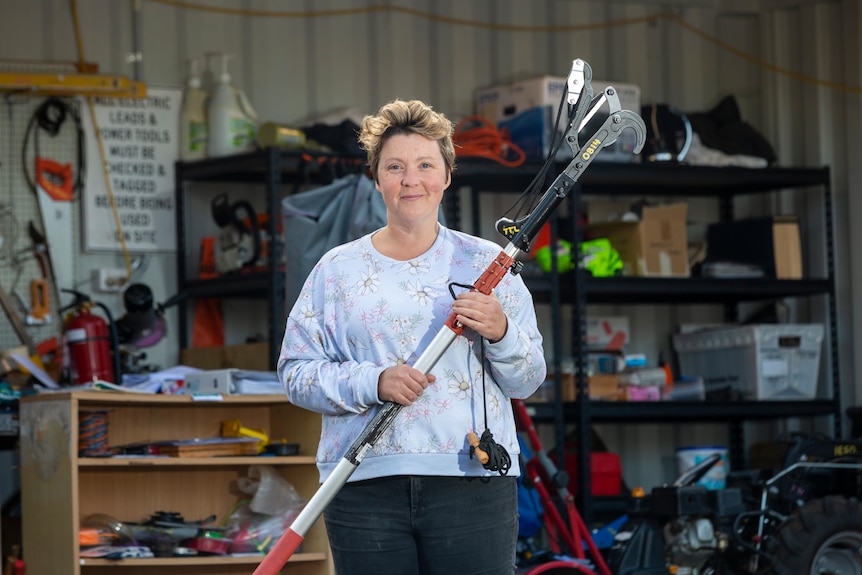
[454,116,526,167]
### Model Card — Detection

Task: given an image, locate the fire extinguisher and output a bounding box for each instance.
[62,290,120,385]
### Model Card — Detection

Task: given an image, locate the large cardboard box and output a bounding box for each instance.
[587,203,690,277]
[181,342,270,371]
[475,75,641,163]
[705,216,803,279]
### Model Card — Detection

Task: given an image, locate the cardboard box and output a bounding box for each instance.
[672,324,823,400]
[527,373,620,402]
[184,369,238,394]
[586,374,622,401]
[587,203,690,277]
[475,75,641,163]
[181,342,270,371]
[586,316,630,351]
[705,216,802,279]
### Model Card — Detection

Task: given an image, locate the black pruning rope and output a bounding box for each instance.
[449,281,512,476]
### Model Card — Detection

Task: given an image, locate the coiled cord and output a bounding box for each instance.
[21,96,86,199]
[78,410,110,456]
[469,428,512,475]
[454,115,526,167]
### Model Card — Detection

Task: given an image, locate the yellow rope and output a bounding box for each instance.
[70,0,133,277]
[147,0,664,31]
[667,14,862,94]
[146,1,861,94]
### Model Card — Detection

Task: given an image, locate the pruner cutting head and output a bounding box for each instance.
[606,109,648,155]
[567,84,647,159]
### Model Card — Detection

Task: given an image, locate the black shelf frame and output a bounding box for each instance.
[450,158,839,527]
[455,159,830,196]
[525,275,834,305]
[174,148,362,369]
[524,399,840,423]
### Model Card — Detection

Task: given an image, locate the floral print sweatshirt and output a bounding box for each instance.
[278,225,546,483]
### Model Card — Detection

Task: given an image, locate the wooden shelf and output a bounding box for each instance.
[20,391,330,575]
[78,455,318,467]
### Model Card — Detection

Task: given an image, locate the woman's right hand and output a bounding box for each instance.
[378,365,435,406]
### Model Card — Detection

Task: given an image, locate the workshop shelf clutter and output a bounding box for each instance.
[18,392,332,574]
[533,182,823,405]
[0,40,843,575]
[475,75,642,163]
[452,125,838,524]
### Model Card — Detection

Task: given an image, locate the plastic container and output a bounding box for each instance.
[207,53,259,157]
[257,122,306,150]
[676,445,728,490]
[556,448,623,496]
[179,57,208,161]
[673,324,824,400]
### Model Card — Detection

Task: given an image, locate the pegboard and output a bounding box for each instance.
[0,93,84,352]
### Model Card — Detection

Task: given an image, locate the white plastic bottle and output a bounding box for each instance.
[207,53,259,157]
[179,57,207,161]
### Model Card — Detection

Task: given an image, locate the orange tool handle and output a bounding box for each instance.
[30,278,49,321]
[443,251,516,333]
[36,157,74,201]
[467,431,490,464]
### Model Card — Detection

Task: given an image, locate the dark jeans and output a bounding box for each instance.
[324,475,518,575]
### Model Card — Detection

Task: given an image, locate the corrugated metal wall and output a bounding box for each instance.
[1,0,860,488]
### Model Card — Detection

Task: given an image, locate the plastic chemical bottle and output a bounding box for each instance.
[206,53,259,157]
[179,57,207,161]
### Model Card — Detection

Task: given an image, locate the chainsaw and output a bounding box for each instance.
[211,193,262,274]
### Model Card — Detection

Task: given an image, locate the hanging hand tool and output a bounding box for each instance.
[253,58,647,575]
[28,277,50,324]
[0,280,36,357]
[21,222,55,325]
[34,157,75,309]
[24,222,56,324]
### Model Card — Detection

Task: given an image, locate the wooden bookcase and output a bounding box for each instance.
[19,391,331,575]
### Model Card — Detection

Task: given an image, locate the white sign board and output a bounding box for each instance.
[81,87,181,252]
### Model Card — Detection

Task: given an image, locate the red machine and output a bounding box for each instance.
[65,302,114,384]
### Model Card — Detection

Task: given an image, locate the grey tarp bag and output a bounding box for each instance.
[282,173,447,314]
[282,174,386,312]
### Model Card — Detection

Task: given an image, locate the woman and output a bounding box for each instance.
[279,99,546,575]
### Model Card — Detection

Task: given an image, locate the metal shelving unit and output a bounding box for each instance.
[451,158,840,526]
[174,147,363,369]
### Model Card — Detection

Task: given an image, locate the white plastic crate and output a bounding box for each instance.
[672,324,824,400]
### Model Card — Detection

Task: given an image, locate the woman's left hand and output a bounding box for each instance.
[451,291,508,343]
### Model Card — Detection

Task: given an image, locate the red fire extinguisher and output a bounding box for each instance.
[65,301,115,385]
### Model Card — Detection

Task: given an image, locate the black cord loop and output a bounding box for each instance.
[470,428,512,476]
[448,280,512,476]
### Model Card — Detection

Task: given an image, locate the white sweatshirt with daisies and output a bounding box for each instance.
[278,225,546,483]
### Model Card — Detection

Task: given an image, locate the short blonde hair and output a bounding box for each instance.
[358,99,456,180]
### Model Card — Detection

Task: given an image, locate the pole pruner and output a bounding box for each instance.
[253,58,647,575]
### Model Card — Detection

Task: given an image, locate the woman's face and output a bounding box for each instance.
[375,132,450,228]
